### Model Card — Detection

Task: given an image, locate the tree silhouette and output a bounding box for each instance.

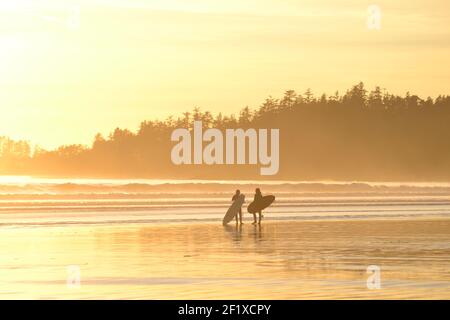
[1,83,450,181]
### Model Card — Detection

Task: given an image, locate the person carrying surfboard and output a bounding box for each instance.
[232,189,243,224]
[252,188,263,225]
[247,189,275,224]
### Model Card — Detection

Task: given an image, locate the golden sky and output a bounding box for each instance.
[1,0,450,149]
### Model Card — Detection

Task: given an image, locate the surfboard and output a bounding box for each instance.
[222,194,245,225]
[247,195,275,214]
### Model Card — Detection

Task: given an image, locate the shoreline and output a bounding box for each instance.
[1,218,449,299]
[1,214,450,230]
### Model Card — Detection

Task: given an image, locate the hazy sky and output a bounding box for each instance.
[1,0,450,148]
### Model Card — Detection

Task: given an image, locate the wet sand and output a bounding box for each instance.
[1,218,449,299]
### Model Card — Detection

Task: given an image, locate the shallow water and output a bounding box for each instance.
[1,178,449,299]
[2,191,450,227]
[1,219,449,299]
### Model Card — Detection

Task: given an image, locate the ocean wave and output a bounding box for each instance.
[1,177,450,195]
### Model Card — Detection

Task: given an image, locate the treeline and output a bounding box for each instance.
[2,82,450,181]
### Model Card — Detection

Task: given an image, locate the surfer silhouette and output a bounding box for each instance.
[232,189,243,224]
[252,188,263,225]
[247,189,275,225]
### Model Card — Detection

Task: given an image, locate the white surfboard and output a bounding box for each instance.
[222,194,245,225]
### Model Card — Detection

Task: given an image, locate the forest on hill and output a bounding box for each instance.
[2,82,450,181]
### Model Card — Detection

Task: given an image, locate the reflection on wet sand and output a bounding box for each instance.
[0,219,449,299]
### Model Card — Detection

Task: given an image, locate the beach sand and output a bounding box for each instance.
[1,218,449,299]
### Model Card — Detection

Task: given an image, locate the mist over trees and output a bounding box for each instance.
[2,82,450,181]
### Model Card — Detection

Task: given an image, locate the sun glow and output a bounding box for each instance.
[0,0,449,149]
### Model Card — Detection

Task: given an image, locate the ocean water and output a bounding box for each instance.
[0,177,450,299]
[1,177,450,227]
